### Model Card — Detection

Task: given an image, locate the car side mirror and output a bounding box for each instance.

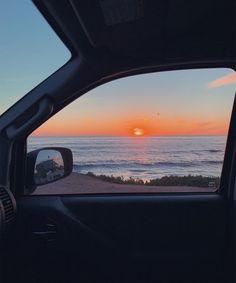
[26,147,73,194]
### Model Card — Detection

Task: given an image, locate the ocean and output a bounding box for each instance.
[28,136,226,181]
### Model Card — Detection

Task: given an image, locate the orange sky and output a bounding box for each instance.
[33,113,229,136]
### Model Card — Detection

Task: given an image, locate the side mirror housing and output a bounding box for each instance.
[26,147,73,194]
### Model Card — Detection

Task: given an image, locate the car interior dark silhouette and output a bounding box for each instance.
[0,1,236,282]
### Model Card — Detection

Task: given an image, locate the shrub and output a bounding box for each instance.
[86,172,220,187]
[148,175,220,187]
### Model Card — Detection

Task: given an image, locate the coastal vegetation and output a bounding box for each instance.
[86,172,220,187]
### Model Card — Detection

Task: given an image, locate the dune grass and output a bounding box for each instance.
[86,172,220,187]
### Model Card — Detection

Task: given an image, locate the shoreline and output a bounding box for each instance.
[34,172,216,195]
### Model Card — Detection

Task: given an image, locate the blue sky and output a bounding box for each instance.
[0,0,70,114]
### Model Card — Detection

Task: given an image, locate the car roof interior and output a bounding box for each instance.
[34,0,236,69]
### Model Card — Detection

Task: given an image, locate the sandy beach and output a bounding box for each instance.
[34,172,215,195]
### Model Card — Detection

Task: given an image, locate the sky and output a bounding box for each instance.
[0,0,70,114]
[34,68,236,136]
[1,1,236,137]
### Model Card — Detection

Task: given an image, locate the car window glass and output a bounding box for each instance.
[27,68,235,195]
[0,0,71,115]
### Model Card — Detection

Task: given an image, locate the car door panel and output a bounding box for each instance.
[4,194,230,283]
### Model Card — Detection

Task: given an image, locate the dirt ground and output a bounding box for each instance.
[33,172,216,195]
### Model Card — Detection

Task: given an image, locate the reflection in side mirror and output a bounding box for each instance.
[34,150,65,185]
[26,147,73,194]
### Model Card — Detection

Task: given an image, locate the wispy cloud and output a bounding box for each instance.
[208,71,236,88]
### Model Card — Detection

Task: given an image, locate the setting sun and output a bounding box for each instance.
[133,128,144,136]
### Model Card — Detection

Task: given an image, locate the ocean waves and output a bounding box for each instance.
[73,160,223,171]
[28,135,226,179]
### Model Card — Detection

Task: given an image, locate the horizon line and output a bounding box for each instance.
[30,134,228,137]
